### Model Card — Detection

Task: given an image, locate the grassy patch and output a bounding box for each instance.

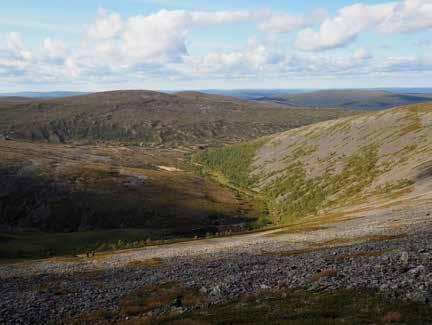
[191,138,271,225]
[68,285,432,324]
[0,229,167,261]
[126,257,163,269]
[310,268,336,282]
[373,179,414,198]
[120,283,207,317]
[265,144,381,223]
[161,289,432,324]
[192,138,267,188]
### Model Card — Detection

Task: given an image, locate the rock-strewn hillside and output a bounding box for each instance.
[254,103,432,222]
[195,103,432,224]
[0,90,353,147]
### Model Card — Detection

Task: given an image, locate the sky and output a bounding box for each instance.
[0,0,431,91]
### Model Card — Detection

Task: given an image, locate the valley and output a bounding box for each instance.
[0,91,353,261]
[195,103,432,225]
[4,0,432,322]
[2,92,432,324]
[0,140,267,261]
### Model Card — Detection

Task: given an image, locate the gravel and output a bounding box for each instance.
[1,215,432,324]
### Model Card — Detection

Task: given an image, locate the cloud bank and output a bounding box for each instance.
[1,0,432,89]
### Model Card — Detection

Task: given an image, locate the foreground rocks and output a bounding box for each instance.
[1,222,432,324]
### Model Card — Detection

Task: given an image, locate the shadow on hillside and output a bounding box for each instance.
[0,165,254,242]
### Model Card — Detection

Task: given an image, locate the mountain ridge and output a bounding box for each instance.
[0,90,353,147]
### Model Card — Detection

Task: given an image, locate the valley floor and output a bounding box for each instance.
[2,202,432,324]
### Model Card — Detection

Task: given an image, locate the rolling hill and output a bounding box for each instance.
[257,89,432,110]
[194,102,432,224]
[0,90,353,147]
[0,139,268,259]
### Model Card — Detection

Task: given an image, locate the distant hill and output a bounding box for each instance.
[195,102,432,224]
[257,89,432,110]
[379,88,432,94]
[0,91,88,98]
[0,90,353,147]
[199,89,308,100]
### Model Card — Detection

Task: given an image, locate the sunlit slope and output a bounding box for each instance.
[196,103,432,224]
[254,103,432,222]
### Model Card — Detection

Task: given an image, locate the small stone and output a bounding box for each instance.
[407,291,430,304]
[171,297,182,307]
[306,283,319,291]
[210,286,222,296]
[199,287,208,294]
[409,265,425,276]
[399,251,409,265]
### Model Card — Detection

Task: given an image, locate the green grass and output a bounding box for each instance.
[193,141,387,224]
[161,289,432,324]
[0,229,171,261]
[191,138,272,226]
[74,287,432,324]
[193,138,267,188]
[373,179,414,196]
[264,144,381,223]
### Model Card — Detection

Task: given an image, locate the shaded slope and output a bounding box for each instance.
[0,90,353,147]
[0,141,259,231]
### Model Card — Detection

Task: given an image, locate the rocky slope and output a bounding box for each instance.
[195,103,432,225]
[1,208,432,323]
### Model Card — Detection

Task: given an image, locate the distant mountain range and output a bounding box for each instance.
[254,89,432,110]
[199,89,308,100]
[199,88,432,100]
[2,88,432,110]
[0,91,87,98]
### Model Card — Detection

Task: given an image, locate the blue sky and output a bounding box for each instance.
[0,0,431,91]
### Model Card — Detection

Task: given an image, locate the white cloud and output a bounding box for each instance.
[4,32,32,61]
[187,45,284,75]
[0,32,32,76]
[1,3,432,88]
[86,8,124,39]
[258,9,327,33]
[379,0,432,33]
[353,48,372,60]
[295,3,396,51]
[81,9,255,69]
[122,10,189,64]
[295,0,432,51]
[42,38,67,61]
[189,10,252,25]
